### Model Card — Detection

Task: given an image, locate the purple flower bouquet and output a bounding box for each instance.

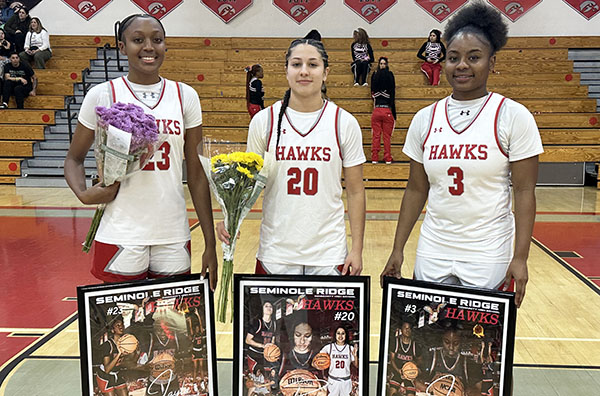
[82,102,162,253]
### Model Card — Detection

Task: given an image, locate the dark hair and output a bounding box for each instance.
[443,1,508,54]
[353,28,369,45]
[245,64,262,104]
[333,325,349,344]
[276,39,329,150]
[16,6,29,16]
[304,29,321,41]
[429,29,442,43]
[9,51,19,57]
[117,14,166,42]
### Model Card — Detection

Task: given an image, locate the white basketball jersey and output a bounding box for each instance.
[95,77,190,245]
[419,93,514,263]
[258,101,347,266]
[322,343,353,377]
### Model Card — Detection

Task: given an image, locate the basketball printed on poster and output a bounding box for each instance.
[414,0,469,22]
[201,0,253,23]
[130,0,182,19]
[273,0,326,24]
[61,0,112,20]
[344,0,397,23]
[487,0,543,22]
[563,0,600,19]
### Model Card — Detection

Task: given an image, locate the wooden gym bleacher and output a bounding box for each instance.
[0,35,598,187]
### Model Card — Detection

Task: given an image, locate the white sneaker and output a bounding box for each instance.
[385,161,392,164]
[362,83,368,86]
[372,161,378,164]
[353,83,359,86]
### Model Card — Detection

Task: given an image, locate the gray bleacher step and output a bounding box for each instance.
[33,149,94,159]
[568,49,600,60]
[16,176,75,188]
[26,158,96,168]
[20,166,96,177]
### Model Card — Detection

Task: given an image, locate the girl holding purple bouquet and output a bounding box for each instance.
[64,14,218,289]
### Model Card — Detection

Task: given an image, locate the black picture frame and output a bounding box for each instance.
[233,274,370,396]
[77,274,218,396]
[377,277,517,396]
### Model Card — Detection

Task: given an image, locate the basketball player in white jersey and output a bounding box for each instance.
[319,325,357,396]
[64,15,217,289]
[217,38,366,276]
[381,3,543,308]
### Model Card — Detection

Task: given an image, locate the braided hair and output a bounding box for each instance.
[117,14,166,43]
[276,39,329,150]
[443,1,508,55]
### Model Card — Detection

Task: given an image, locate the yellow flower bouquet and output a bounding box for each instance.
[206,151,267,322]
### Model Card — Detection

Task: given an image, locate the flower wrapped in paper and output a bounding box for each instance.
[201,150,273,322]
[82,102,163,253]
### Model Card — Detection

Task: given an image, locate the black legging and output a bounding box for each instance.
[352,60,371,85]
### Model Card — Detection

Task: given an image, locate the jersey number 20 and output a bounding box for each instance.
[287,167,318,195]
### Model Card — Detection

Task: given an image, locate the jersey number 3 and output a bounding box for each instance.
[287,167,318,195]
[142,142,171,171]
[447,166,464,196]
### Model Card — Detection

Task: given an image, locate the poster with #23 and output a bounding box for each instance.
[234,275,370,396]
[77,274,218,396]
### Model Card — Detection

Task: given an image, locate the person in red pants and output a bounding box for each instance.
[417,29,446,86]
[245,64,264,119]
[370,57,396,164]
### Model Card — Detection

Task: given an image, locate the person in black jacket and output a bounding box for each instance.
[1,51,36,109]
[417,29,446,86]
[245,64,264,119]
[3,6,30,53]
[370,57,396,164]
[350,28,374,87]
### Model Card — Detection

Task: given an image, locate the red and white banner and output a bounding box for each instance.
[414,0,468,22]
[61,0,112,20]
[487,0,543,22]
[130,0,183,19]
[344,0,397,23]
[273,0,325,24]
[563,0,600,19]
[201,0,253,23]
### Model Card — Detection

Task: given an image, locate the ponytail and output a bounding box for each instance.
[276,89,291,151]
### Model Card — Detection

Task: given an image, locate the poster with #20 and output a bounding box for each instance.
[234,275,370,396]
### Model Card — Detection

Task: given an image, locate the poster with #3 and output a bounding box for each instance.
[77,274,218,396]
[234,275,370,396]
[377,278,516,396]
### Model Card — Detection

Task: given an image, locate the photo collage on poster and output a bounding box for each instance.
[77,275,217,396]
[378,278,516,396]
[234,275,370,396]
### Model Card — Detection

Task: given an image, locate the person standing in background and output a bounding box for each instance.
[370,56,396,164]
[350,28,373,87]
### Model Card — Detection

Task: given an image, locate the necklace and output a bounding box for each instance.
[441,350,460,371]
[263,318,272,331]
[400,339,412,354]
[284,101,328,137]
[292,349,311,367]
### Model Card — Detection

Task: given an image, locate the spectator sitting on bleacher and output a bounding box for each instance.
[0,0,15,26]
[3,5,29,52]
[0,51,36,109]
[19,17,51,69]
[0,28,12,93]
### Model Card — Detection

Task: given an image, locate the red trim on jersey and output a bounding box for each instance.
[444,92,494,135]
[121,76,166,110]
[176,82,184,116]
[108,80,116,103]
[266,106,275,152]
[421,101,439,151]
[494,97,509,158]
[284,101,329,137]
[96,376,112,392]
[334,106,343,161]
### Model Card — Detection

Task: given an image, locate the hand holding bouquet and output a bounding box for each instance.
[202,151,270,322]
[82,102,162,253]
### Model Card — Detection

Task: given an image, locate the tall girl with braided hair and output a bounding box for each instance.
[64,14,217,288]
[218,39,366,276]
[381,2,543,308]
[245,64,264,119]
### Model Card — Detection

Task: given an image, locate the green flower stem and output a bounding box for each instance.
[217,258,234,323]
[82,205,105,253]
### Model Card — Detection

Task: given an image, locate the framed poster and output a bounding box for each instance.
[77,274,218,396]
[377,278,516,396]
[233,275,370,396]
